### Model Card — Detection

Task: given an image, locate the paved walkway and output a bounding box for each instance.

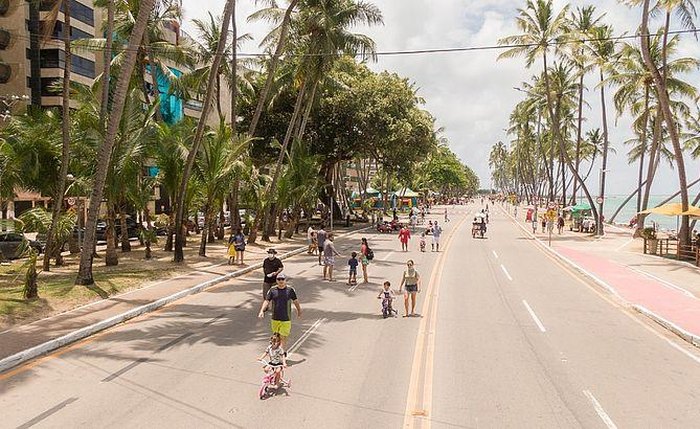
[506,203,700,344]
[0,223,366,363]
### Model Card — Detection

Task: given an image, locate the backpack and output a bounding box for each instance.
[366,247,375,261]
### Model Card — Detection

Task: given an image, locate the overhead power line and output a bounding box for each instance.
[10,27,700,58]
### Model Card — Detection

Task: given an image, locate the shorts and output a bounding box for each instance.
[324,255,335,266]
[349,268,357,275]
[271,319,292,337]
[405,284,418,293]
[432,236,440,244]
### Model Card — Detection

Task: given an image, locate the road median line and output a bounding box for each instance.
[0,226,372,375]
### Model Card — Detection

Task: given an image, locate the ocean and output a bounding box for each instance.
[603,194,695,232]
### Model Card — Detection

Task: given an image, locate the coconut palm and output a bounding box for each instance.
[499,0,601,228]
[173,0,236,263]
[76,0,158,286]
[567,5,604,204]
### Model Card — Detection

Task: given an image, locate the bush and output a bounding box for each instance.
[640,227,657,240]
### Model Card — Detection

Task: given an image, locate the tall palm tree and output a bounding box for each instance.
[40,0,73,270]
[173,0,236,263]
[247,0,301,137]
[638,0,694,247]
[499,0,600,226]
[567,5,604,204]
[75,0,158,285]
[260,0,382,241]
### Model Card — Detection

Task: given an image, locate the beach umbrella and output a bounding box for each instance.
[638,203,685,216]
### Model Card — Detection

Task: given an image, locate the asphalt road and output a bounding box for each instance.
[3,204,700,428]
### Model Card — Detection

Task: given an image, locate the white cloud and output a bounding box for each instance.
[180,0,700,196]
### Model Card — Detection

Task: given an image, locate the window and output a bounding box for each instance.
[39,49,95,78]
[42,21,93,41]
[39,0,94,27]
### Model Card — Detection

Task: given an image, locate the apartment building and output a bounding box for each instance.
[0,0,101,111]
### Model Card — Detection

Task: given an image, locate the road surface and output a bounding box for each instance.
[3,204,700,428]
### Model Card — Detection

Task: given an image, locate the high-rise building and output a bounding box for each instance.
[0,0,101,110]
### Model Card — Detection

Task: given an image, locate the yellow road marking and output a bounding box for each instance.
[403,213,468,429]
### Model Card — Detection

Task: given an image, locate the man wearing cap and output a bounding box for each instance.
[258,273,301,348]
[262,248,284,301]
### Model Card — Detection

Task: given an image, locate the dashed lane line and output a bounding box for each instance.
[583,390,618,429]
[492,250,499,259]
[522,300,546,333]
[287,318,325,357]
[500,264,513,281]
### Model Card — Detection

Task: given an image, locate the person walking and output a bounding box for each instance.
[557,214,565,234]
[316,225,327,266]
[399,260,421,317]
[258,273,301,349]
[227,232,237,265]
[323,233,341,281]
[432,221,443,252]
[231,228,246,265]
[262,248,284,301]
[444,207,450,222]
[531,212,538,234]
[398,225,411,252]
[360,237,371,283]
[307,225,315,254]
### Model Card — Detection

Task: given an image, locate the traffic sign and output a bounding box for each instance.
[596,197,603,204]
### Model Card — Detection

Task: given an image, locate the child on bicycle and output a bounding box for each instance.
[258,333,287,388]
[348,252,359,285]
[377,281,397,318]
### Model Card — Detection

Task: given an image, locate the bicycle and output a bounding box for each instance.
[257,359,291,399]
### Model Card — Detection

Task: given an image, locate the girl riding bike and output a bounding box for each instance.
[258,333,287,388]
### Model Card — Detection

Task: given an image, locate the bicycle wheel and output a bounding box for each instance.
[259,383,267,400]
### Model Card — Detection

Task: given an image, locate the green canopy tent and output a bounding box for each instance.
[391,188,420,208]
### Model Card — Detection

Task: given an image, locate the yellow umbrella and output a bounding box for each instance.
[680,205,700,217]
[638,203,685,216]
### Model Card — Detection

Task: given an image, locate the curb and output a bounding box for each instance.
[499,204,700,350]
[0,225,372,374]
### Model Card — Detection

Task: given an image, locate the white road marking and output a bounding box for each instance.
[666,339,700,365]
[381,251,395,261]
[614,238,634,252]
[492,250,499,259]
[522,300,546,333]
[583,390,618,429]
[500,264,513,281]
[625,266,695,299]
[287,318,325,356]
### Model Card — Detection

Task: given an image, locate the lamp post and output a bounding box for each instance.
[597,168,610,236]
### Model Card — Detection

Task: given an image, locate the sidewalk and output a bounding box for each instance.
[507,205,700,346]
[0,223,369,372]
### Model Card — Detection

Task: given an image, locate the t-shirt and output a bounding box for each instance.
[323,240,336,256]
[307,227,314,240]
[233,233,245,249]
[317,229,327,247]
[267,344,285,365]
[432,226,442,237]
[266,286,298,321]
[348,257,359,270]
[263,257,284,284]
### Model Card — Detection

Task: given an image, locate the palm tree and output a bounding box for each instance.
[638,0,694,247]
[76,0,158,286]
[40,0,73,271]
[247,0,301,137]
[173,0,236,263]
[567,5,604,204]
[499,0,600,227]
[587,24,619,234]
[260,0,383,241]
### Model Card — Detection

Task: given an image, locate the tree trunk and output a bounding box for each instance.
[144,204,152,260]
[542,50,600,224]
[597,69,611,235]
[230,1,238,135]
[609,179,648,224]
[174,0,235,263]
[640,0,690,247]
[105,205,118,266]
[100,0,114,120]
[248,0,300,137]
[217,206,225,240]
[636,110,662,232]
[75,0,156,285]
[572,66,585,204]
[119,204,131,252]
[44,1,72,272]
[637,86,650,214]
[198,204,210,257]
[261,78,308,241]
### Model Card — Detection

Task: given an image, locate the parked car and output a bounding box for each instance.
[0,232,43,259]
[95,217,142,242]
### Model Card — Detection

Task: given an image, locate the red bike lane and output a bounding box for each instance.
[554,245,700,339]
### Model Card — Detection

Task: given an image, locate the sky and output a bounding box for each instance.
[179,0,700,197]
